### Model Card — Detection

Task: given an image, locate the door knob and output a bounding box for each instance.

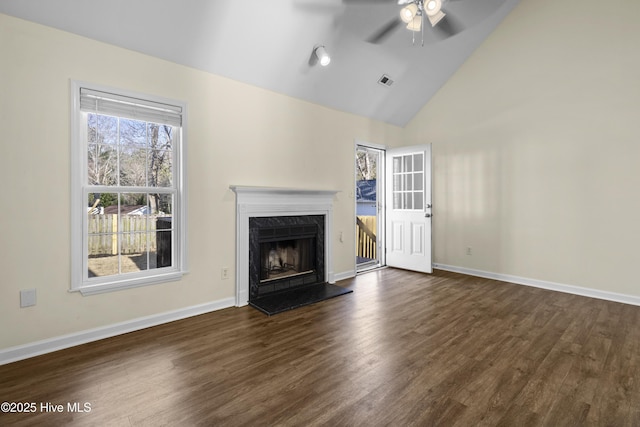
[425,213,432,218]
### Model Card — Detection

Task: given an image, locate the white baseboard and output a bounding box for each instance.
[433,263,640,307]
[334,269,356,282]
[11,265,633,366]
[0,297,235,366]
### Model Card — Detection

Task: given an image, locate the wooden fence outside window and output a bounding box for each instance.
[88,214,163,255]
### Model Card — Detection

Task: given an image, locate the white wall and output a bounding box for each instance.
[404,0,640,295]
[0,14,403,350]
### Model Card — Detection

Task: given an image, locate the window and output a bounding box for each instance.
[391,153,424,211]
[71,82,186,295]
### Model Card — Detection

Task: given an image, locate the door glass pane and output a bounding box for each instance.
[393,192,401,209]
[403,155,412,173]
[393,174,402,192]
[404,193,412,210]
[393,156,402,173]
[414,172,423,191]
[404,174,412,191]
[413,153,424,172]
[414,192,424,210]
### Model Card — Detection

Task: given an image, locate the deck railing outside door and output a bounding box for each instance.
[356,216,376,261]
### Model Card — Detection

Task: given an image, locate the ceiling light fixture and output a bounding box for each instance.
[424,0,446,27]
[406,16,422,32]
[398,0,448,45]
[314,45,331,67]
[400,3,418,23]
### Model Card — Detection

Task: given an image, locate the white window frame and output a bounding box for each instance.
[70,80,187,295]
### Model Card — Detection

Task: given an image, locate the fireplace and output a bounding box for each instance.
[249,215,324,299]
[230,186,340,308]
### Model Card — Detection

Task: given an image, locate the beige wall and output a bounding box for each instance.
[3,0,640,352]
[0,14,402,349]
[404,0,640,294]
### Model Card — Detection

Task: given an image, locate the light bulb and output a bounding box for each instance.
[400,3,418,23]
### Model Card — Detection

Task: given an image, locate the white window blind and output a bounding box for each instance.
[79,88,182,127]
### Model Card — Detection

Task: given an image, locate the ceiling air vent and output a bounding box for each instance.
[378,74,394,87]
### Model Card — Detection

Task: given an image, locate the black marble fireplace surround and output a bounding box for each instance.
[249,215,325,299]
[247,214,352,315]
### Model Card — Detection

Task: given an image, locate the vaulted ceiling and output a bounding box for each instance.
[0,0,522,126]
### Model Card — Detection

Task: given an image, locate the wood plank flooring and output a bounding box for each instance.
[2,268,640,426]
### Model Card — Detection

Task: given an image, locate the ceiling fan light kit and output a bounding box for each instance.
[425,0,446,26]
[368,0,463,46]
[400,3,419,23]
[400,0,446,29]
[406,16,422,32]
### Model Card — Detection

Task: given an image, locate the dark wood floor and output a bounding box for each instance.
[2,268,640,426]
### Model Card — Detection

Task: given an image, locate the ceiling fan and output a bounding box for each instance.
[368,0,464,45]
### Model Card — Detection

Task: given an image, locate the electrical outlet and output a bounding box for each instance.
[221,267,229,280]
[466,247,472,256]
[20,289,37,307]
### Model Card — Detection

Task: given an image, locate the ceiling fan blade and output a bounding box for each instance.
[294,5,344,15]
[367,17,403,43]
[432,13,465,38]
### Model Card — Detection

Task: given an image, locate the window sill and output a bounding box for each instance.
[73,270,185,296]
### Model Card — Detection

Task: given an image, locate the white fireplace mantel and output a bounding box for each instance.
[230,186,339,307]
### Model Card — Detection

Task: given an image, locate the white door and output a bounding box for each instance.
[385,145,432,273]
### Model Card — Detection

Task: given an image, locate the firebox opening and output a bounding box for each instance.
[260,237,315,283]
